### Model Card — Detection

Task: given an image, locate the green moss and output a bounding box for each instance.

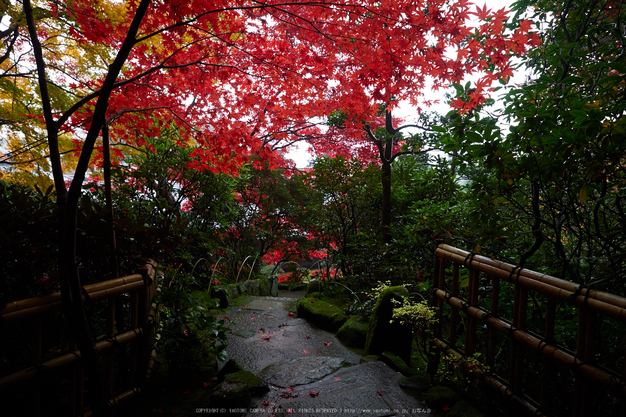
[425,385,461,408]
[364,286,413,363]
[306,280,322,295]
[336,316,368,348]
[258,276,269,295]
[224,370,269,396]
[382,351,413,376]
[296,297,347,332]
[448,400,485,417]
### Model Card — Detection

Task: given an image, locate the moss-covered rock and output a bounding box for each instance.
[258,276,269,295]
[279,283,306,291]
[306,280,322,295]
[399,372,432,394]
[336,315,369,348]
[211,284,240,308]
[268,275,279,296]
[382,351,413,376]
[448,400,485,417]
[219,358,244,378]
[224,370,269,396]
[237,279,260,296]
[208,381,251,413]
[424,385,461,409]
[296,297,347,332]
[364,286,413,364]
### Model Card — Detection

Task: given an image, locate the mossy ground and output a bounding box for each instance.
[296,296,348,332]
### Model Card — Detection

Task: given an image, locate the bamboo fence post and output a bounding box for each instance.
[137,268,151,383]
[540,297,556,413]
[28,317,42,416]
[487,274,500,369]
[465,268,479,357]
[509,275,528,395]
[449,263,459,349]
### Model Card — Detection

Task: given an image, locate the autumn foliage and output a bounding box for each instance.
[1,0,539,182]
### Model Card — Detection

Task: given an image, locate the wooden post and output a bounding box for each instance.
[540,297,556,414]
[465,268,479,356]
[487,274,500,369]
[449,263,459,348]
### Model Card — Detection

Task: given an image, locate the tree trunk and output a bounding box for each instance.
[381,110,395,245]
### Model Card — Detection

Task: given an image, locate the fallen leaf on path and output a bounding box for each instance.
[288,386,294,391]
[262,335,271,341]
[305,335,311,339]
[334,377,341,381]
[324,342,332,346]
[302,349,310,355]
[377,390,383,396]
[309,390,320,397]
[250,315,257,319]
[288,312,294,317]
[286,409,294,414]
[262,401,269,406]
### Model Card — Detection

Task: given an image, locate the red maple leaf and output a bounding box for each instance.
[288,312,294,318]
[442,403,451,412]
[309,390,320,397]
[262,335,271,341]
[302,349,310,355]
[324,342,332,347]
[377,390,383,396]
[262,401,269,406]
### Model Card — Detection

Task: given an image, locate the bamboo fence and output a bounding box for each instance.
[0,266,160,416]
[432,243,626,416]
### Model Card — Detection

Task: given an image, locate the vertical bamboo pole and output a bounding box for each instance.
[540,297,556,414]
[137,268,151,384]
[29,318,42,416]
[129,288,139,387]
[465,268,479,356]
[434,254,445,340]
[509,280,528,395]
[449,263,459,348]
[487,274,500,369]
[104,296,115,401]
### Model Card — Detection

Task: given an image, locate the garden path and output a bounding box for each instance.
[222,291,434,417]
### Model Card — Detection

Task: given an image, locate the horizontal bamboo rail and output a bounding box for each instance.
[432,244,626,417]
[0,267,159,416]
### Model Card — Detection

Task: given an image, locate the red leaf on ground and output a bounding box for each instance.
[310,300,316,303]
[202,382,211,388]
[442,403,451,412]
[262,401,269,406]
[302,349,310,355]
[309,390,320,397]
[305,335,311,339]
[288,312,294,317]
[288,386,294,391]
[324,342,332,346]
[243,306,248,308]
[377,390,383,396]
[286,409,294,414]
[262,335,271,341]
[334,377,341,381]
[250,315,257,319]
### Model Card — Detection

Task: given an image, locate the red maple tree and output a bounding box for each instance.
[14,0,539,414]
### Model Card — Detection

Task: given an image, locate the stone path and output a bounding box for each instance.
[222,292,434,417]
